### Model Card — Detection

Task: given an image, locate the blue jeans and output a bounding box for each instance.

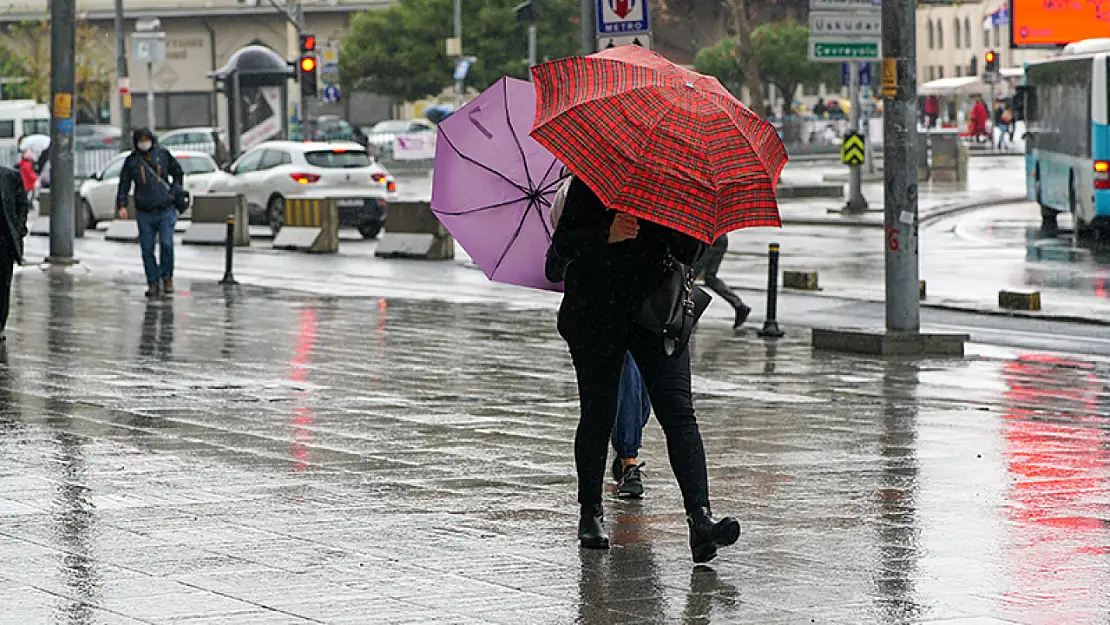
[612,351,651,459]
[136,207,176,286]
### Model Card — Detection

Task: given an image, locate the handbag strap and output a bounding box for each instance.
[137,154,172,191]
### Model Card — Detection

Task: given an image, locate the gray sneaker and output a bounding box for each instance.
[616,462,645,499]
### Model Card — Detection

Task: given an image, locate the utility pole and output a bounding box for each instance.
[881,0,919,333]
[49,0,77,264]
[844,60,868,213]
[114,0,131,150]
[528,24,537,70]
[454,0,463,108]
[580,0,594,54]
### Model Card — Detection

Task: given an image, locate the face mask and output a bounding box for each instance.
[137,141,152,152]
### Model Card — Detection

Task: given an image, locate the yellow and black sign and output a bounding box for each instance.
[285,198,326,228]
[881,58,897,98]
[841,132,865,166]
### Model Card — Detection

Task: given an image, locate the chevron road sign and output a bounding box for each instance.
[841,132,865,165]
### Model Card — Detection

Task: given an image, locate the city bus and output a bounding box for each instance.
[1021,38,1110,237]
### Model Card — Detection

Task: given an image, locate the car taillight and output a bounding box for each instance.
[371,173,386,183]
[290,173,320,184]
[387,181,397,193]
[103,137,114,145]
[1096,161,1110,190]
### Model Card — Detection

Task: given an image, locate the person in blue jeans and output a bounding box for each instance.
[611,352,652,498]
[116,128,184,298]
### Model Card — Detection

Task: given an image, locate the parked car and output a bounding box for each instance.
[78,150,223,227]
[159,127,232,167]
[364,119,435,160]
[205,140,396,239]
[75,124,122,150]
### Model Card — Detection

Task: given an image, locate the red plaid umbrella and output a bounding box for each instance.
[529,45,787,244]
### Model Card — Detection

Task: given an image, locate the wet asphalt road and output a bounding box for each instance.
[2,272,1110,624]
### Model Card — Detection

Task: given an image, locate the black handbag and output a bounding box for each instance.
[638,254,712,357]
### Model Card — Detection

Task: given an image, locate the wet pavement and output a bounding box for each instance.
[2,271,1110,624]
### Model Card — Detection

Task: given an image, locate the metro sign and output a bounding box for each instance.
[597,0,650,34]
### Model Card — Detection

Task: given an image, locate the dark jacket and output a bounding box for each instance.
[552,178,702,336]
[115,147,184,212]
[0,167,29,264]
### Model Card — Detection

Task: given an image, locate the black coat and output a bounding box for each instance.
[0,167,29,264]
[552,178,702,337]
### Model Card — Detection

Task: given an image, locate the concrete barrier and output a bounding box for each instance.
[32,190,86,238]
[375,201,455,260]
[183,193,250,246]
[929,130,969,183]
[273,197,339,253]
[999,290,1041,311]
[782,270,819,291]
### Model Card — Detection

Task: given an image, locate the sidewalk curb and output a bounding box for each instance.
[921,301,1110,327]
[779,194,1028,228]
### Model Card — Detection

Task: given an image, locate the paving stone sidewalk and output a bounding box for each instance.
[0,272,1108,624]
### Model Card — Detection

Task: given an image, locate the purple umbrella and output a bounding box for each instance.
[431,77,567,292]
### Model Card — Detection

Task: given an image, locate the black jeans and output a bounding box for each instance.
[700,243,745,312]
[562,314,710,513]
[0,252,13,333]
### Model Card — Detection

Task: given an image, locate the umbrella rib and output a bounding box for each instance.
[535,159,564,194]
[439,127,530,194]
[489,196,537,279]
[501,78,535,191]
[431,196,525,216]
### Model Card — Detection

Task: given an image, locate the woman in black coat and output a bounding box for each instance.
[551,177,741,563]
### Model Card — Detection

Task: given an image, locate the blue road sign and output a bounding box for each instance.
[454,58,472,81]
[596,0,650,35]
[841,62,874,87]
[323,84,341,104]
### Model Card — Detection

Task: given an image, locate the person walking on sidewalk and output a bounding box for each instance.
[552,176,741,563]
[548,176,654,500]
[116,128,184,298]
[0,166,29,343]
[696,235,751,329]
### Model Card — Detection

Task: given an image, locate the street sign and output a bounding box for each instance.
[453,58,473,81]
[881,58,897,97]
[840,62,872,87]
[841,132,865,165]
[810,12,881,37]
[809,0,880,9]
[596,0,650,35]
[323,84,341,103]
[809,40,880,61]
[597,33,652,50]
[131,31,166,63]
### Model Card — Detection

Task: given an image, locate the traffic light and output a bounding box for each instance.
[985,50,998,73]
[299,33,317,98]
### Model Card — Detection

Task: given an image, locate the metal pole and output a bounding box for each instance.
[146,61,156,131]
[845,60,868,213]
[114,0,131,150]
[882,0,920,333]
[528,24,537,71]
[989,83,996,150]
[757,243,784,339]
[49,0,77,263]
[866,82,876,174]
[580,0,594,54]
[453,0,463,109]
[219,215,237,286]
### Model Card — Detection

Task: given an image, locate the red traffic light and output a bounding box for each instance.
[300,56,317,72]
[985,51,996,63]
[300,34,316,52]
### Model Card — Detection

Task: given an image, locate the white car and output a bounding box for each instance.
[365,119,435,160]
[206,140,396,239]
[79,150,223,227]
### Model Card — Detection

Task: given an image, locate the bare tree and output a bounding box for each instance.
[729,0,766,110]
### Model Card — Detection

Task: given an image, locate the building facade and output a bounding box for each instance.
[914,1,1052,84]
[0,0,393,131]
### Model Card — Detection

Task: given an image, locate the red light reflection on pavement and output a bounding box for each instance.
[288,308,318,472]
[1000,354,1110,622]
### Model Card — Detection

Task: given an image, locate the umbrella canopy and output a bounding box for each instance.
[530,45,787,244]
[431,77,567,291]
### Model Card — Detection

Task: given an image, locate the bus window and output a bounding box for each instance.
[1014,85,1035,122]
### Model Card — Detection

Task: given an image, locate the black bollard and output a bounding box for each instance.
[757,242,784,339]
[219,214,238,286]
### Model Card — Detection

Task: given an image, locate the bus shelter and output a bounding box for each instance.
[209,45,296,160]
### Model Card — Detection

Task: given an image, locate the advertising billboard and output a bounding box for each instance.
[1012,0,1110,47]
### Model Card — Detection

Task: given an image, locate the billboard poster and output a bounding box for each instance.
[1012,0,1110,47]
[239,86,282,151]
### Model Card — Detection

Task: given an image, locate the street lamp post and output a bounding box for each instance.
[132,18,165,131]
[454,0,463,108]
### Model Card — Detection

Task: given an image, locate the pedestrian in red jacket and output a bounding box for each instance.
[18,151,36,192]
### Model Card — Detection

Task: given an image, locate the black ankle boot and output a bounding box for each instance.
[578,504,610,550]
[687,506,741,563]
